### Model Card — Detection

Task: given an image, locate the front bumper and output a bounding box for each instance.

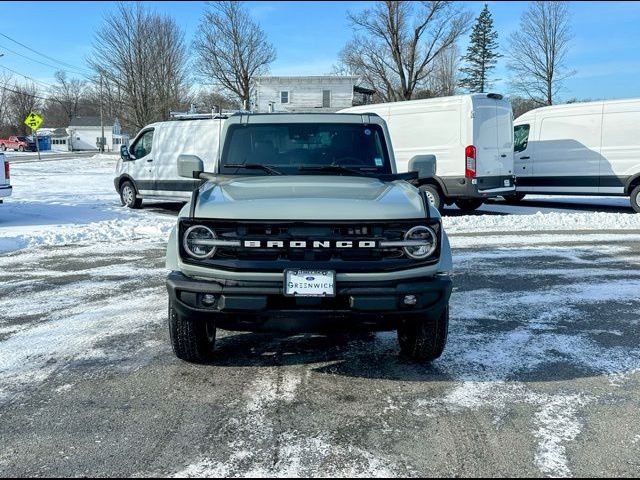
[0,185,12,198]
[167,271,453,333]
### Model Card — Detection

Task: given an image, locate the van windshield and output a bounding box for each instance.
[219,123,392,175]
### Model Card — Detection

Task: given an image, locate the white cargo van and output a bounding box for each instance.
[341,94,515,211]
[0,153,11,204]
[114,118,224,208]
[512,98,640,213]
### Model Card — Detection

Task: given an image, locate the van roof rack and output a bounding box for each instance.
[168,112,230,121]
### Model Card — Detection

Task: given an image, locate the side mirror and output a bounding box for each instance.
[408,154,436,179]
[178,154,205,179]
[120,145,132,161]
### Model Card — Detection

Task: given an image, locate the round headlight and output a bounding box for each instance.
[183,225,217,259]
[403,226,437,260]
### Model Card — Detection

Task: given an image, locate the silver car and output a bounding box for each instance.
[165,113,453,363]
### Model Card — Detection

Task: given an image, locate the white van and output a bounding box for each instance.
[341,94,515,211]
[512,98,640,213]
[114,118,224,208]
[0,153,11,203]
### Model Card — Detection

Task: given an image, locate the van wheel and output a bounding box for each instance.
[18,146,24,152]
[455,199,483,212]
[168,300,216,363]
[631,185,640,213]
[120,180,142,209]
[397,306,449,362]
[503,193,526,204]
[420,185,443,212]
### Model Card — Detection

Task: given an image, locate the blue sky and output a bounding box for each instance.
[1,1,639,101]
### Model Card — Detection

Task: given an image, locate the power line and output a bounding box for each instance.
[0,83,51,101]
[0,42,93,79]
[0,31,93,77]
[0,64,56,90]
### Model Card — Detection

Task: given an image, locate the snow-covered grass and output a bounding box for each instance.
[0,156,174,255]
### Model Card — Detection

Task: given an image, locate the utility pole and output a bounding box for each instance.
[99,74,105,153]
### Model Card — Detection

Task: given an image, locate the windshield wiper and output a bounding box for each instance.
[297,165,370,177]
[223,163,283,175]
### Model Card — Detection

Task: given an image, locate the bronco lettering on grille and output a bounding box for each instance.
[242,240,377,248]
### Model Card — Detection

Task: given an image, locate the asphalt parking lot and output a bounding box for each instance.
[1,211,639,476]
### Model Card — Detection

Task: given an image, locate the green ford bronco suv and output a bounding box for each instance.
[165,113,453,363]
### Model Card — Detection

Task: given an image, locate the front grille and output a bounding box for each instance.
[179,219,441,273]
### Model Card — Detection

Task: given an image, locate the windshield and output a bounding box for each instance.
[16,136,29,142]
[219,123,392,175]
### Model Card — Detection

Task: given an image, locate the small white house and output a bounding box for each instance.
[254,76,372,113]
[50,128,71,152]
[68,117,129,152]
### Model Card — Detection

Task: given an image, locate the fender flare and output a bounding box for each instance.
[115,174,137,193]
[625,174,640,194]
[416,176,449,197]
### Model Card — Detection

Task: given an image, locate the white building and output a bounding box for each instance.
[253,76,374,113]
[49,128,71,152]
[67,117,129,151]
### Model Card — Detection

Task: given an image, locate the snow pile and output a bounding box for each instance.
[90,152,120,161]
[444,210,640,234]
[0,216,173,254]
[0,156,174,254]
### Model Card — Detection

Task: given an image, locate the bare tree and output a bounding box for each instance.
[509,96,541,118]
[89,2,189,131]
[49,71,87,122]
[192,90,241,112]
[0,72,14,134]
[340,1,471,102]
[8,82,42,135]
[193,1,276,109]
[428,44,460,97]
[507,1,574,106]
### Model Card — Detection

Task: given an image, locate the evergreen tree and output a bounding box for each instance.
[459,4,501,93]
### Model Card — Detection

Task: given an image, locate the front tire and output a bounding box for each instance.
[18,145,24,152]
[397,306,449,362]
[420,184,443,212]
[168,300,216,363]
[631,185,640,214]
[120,180,142,209]
[455,199,483,212]
[0,144,5,151]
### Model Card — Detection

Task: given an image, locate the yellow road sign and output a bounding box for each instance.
[24,112,43,131]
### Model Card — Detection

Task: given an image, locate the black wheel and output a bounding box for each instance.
[120,180,142,208]
[454,199,483,212]
[419,184,443,212]
[631,185,640,214]
[168,300,216,363]
[503,193,526,204]
[397,306,449,362]
[0,144,5,151]
[18,145,24,152]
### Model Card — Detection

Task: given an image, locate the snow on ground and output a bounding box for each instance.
[0,156,174,254]
[444,209,640,234]
[2,157,640,477]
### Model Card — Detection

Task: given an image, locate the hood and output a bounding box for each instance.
[192,175,432,220]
